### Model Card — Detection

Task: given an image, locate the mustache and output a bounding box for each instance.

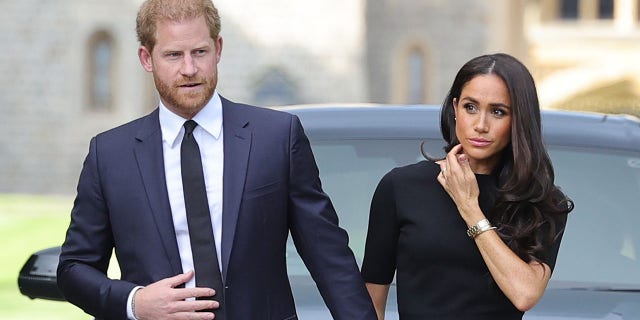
[175,76,207,87]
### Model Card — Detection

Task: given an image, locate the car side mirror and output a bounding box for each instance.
[18,246,65,301]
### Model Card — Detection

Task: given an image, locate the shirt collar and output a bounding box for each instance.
[159,91,223,148]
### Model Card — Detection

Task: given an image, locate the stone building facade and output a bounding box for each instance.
[1,0,639,195]
[530,0,640,115]
[365,0,527,104]
[0,0,147,194]
[0,0,371,194]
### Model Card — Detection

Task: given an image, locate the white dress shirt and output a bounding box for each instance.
[127,92,224,319]
[160,92,224,281]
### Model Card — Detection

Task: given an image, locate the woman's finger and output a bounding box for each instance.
[446,144,464,173]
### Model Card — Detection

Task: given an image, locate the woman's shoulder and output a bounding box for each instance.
[385,160,440,182]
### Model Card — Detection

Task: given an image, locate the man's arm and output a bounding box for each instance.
[285,116,377,320]
[57,137,137,319]
[58,137,220,320]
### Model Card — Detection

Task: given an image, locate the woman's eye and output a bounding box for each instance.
[464,104,478,112]
[492,108,509,117]
[494,109,505,115]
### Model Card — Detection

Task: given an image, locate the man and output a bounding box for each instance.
[57,0,376,319]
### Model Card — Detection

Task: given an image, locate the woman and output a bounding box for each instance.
[361,53,573,320]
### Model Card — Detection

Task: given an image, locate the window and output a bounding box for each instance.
[392,43,430,104]
[407,48,426,104]
[87,31,115,111]
[598,0,614,19]
[253,67,298,106]
[557,0,615,20]
[560,0,579,19]
[551,147,640,285]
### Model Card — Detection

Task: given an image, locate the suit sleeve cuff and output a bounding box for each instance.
[126,286,144,320]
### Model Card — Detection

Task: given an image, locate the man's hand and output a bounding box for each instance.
[134,271,219,320]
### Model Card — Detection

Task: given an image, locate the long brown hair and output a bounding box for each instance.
[430,53,573,263]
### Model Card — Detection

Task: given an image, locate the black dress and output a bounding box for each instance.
[361,161,565,320]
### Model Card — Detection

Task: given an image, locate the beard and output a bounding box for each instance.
[153,72,217,118]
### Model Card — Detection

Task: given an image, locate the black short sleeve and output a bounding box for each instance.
[361,170,399,284]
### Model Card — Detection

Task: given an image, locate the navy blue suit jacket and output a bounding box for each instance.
[58,98,376,320]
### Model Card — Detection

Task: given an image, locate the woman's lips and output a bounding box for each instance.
[469,138,491,147]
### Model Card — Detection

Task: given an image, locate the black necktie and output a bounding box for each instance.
[181,120,225,318]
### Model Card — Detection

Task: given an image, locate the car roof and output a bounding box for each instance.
[273,104,640,152]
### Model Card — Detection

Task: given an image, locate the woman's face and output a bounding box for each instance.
[454,74,512,174]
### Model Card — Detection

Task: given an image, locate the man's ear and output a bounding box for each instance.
[215,36,223,63]
[138,46,153,72]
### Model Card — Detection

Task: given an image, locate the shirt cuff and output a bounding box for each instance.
[126,286,144,320]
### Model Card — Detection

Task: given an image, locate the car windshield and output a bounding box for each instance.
[286,138,640,288]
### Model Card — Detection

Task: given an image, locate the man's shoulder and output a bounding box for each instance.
[94,109,158,141]
[221,97,293,122]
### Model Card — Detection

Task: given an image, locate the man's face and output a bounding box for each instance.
[138,16,222,119]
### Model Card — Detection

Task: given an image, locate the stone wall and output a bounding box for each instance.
[0,0,369,195]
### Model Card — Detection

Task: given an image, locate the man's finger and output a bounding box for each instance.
[172,310,215,320]
[165,271,195,288]
[176,298,219,311]
[191,299,220,311]
[171,287,216,301]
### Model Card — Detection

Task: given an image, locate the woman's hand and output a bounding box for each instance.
[436,144,482,224]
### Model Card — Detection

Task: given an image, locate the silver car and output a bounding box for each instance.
[20,105,640,319]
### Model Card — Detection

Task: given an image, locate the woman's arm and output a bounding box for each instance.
[472,228,551,311]
[366,283,390,320]
[362,171,400,319]
[437,145,551,311]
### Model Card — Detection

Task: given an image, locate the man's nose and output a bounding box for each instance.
[180,56,197,77]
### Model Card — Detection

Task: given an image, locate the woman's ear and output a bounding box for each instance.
[453,98,458,120]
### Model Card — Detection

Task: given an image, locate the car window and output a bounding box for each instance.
[550,146,640,286]
[286,138,444,276]
[287,138,640,289]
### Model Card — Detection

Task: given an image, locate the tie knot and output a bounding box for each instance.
[184,120,198,135]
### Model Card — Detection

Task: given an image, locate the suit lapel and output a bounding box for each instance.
[221,98,251,278]
[133,109,183,275]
